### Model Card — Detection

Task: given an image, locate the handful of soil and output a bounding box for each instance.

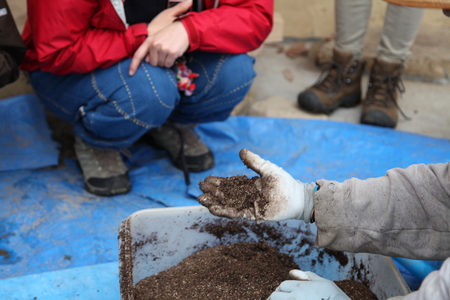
[215,175,263,211]
[201,175,271,217]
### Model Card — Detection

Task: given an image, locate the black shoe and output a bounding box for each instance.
[146,122,215,173]
[74,136,131,196]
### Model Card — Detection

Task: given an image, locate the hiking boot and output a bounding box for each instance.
[297,48,365,114]
[74,136,131,196]
[146,122,215,173]
[360,58,406,128]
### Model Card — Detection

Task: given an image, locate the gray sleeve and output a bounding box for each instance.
[388,257,450,300]
[313,163,450,260]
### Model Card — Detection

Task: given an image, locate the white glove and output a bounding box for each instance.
[267,270,350,300]
[198,149,316,222]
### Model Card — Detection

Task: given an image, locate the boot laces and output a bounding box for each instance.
[313,61,346,95]
[366,70,410,120]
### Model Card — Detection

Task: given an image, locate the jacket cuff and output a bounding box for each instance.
[180,17,199,52]
[129,23,148,50]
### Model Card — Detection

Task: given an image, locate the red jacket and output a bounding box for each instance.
[21,0,273,75]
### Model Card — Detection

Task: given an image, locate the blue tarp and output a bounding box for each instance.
[1,94,449,298]
[0,94,59,171]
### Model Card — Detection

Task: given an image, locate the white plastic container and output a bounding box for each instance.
[119,206,410,300]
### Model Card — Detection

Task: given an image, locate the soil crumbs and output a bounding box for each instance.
[336,280,378,300]
[135,240,297,300]
[213,175,269,216]
[134,240,378,300]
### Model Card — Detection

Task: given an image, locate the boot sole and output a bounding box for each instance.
[360,110,397,128]
[298,91,361,115]
[144,131,215,172]
[84,173,132,196]
[174,150,215,173]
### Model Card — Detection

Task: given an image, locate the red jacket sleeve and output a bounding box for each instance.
[24,0,147,75]
[181,0,273,54]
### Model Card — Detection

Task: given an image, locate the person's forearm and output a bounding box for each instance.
[24,0,147,75]
[314,163,450,260]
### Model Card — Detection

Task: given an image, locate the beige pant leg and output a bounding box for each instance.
[335,0,424,62]
[335,0,373,59]
[377,3,424,63]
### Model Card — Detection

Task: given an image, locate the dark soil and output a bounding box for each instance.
[204,175,270,216]
[134,240,298,300]
[216,175,262,210]
[133,240,378,300]
[336,280,378,300]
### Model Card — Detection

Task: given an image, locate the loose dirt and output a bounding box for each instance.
[133,240,378,300]
[215,175,263,211]
[203,175,270,216]
[134,240,298,300]
[336,280,378,300]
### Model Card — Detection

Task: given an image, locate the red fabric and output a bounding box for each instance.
[181,0,273,53]
[21,0,273,75]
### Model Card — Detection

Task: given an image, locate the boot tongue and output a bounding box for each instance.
[333,48,355,66]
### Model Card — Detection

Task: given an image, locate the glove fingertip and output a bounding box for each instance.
[289,269,310,280]
[197,194,211,206]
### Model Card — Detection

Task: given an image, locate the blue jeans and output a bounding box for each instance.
[30,52,256,149]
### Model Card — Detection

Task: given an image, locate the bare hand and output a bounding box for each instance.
[129,0,192,75]
[147,0,193,35]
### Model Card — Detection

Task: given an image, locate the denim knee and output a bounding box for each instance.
[77,63,182,149]
[170,53,256,123]
[31,60,182,149]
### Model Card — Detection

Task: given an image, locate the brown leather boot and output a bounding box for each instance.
[297,48,365,114]
[360,58,406,128]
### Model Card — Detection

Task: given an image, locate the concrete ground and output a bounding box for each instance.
[237,31,450,140]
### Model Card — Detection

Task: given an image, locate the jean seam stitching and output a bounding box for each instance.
[198,78,253,107]
[118,61,136,117]
[192,58,210,87]
[199,54,229,95]
[142,63,175,109]
[166,68,178,89]
[90,71,154,130]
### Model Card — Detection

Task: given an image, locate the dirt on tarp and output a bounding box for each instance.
[134,240,378,300]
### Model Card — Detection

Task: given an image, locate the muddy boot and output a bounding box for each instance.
[360,58,406,128]
[74,136,131,196]
[297,48,365,114]
[146,122,215,173]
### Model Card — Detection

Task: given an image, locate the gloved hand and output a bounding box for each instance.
[197,149,316,222]
[267,270,351,300]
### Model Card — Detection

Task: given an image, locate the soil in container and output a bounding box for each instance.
[134,240,378,300]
